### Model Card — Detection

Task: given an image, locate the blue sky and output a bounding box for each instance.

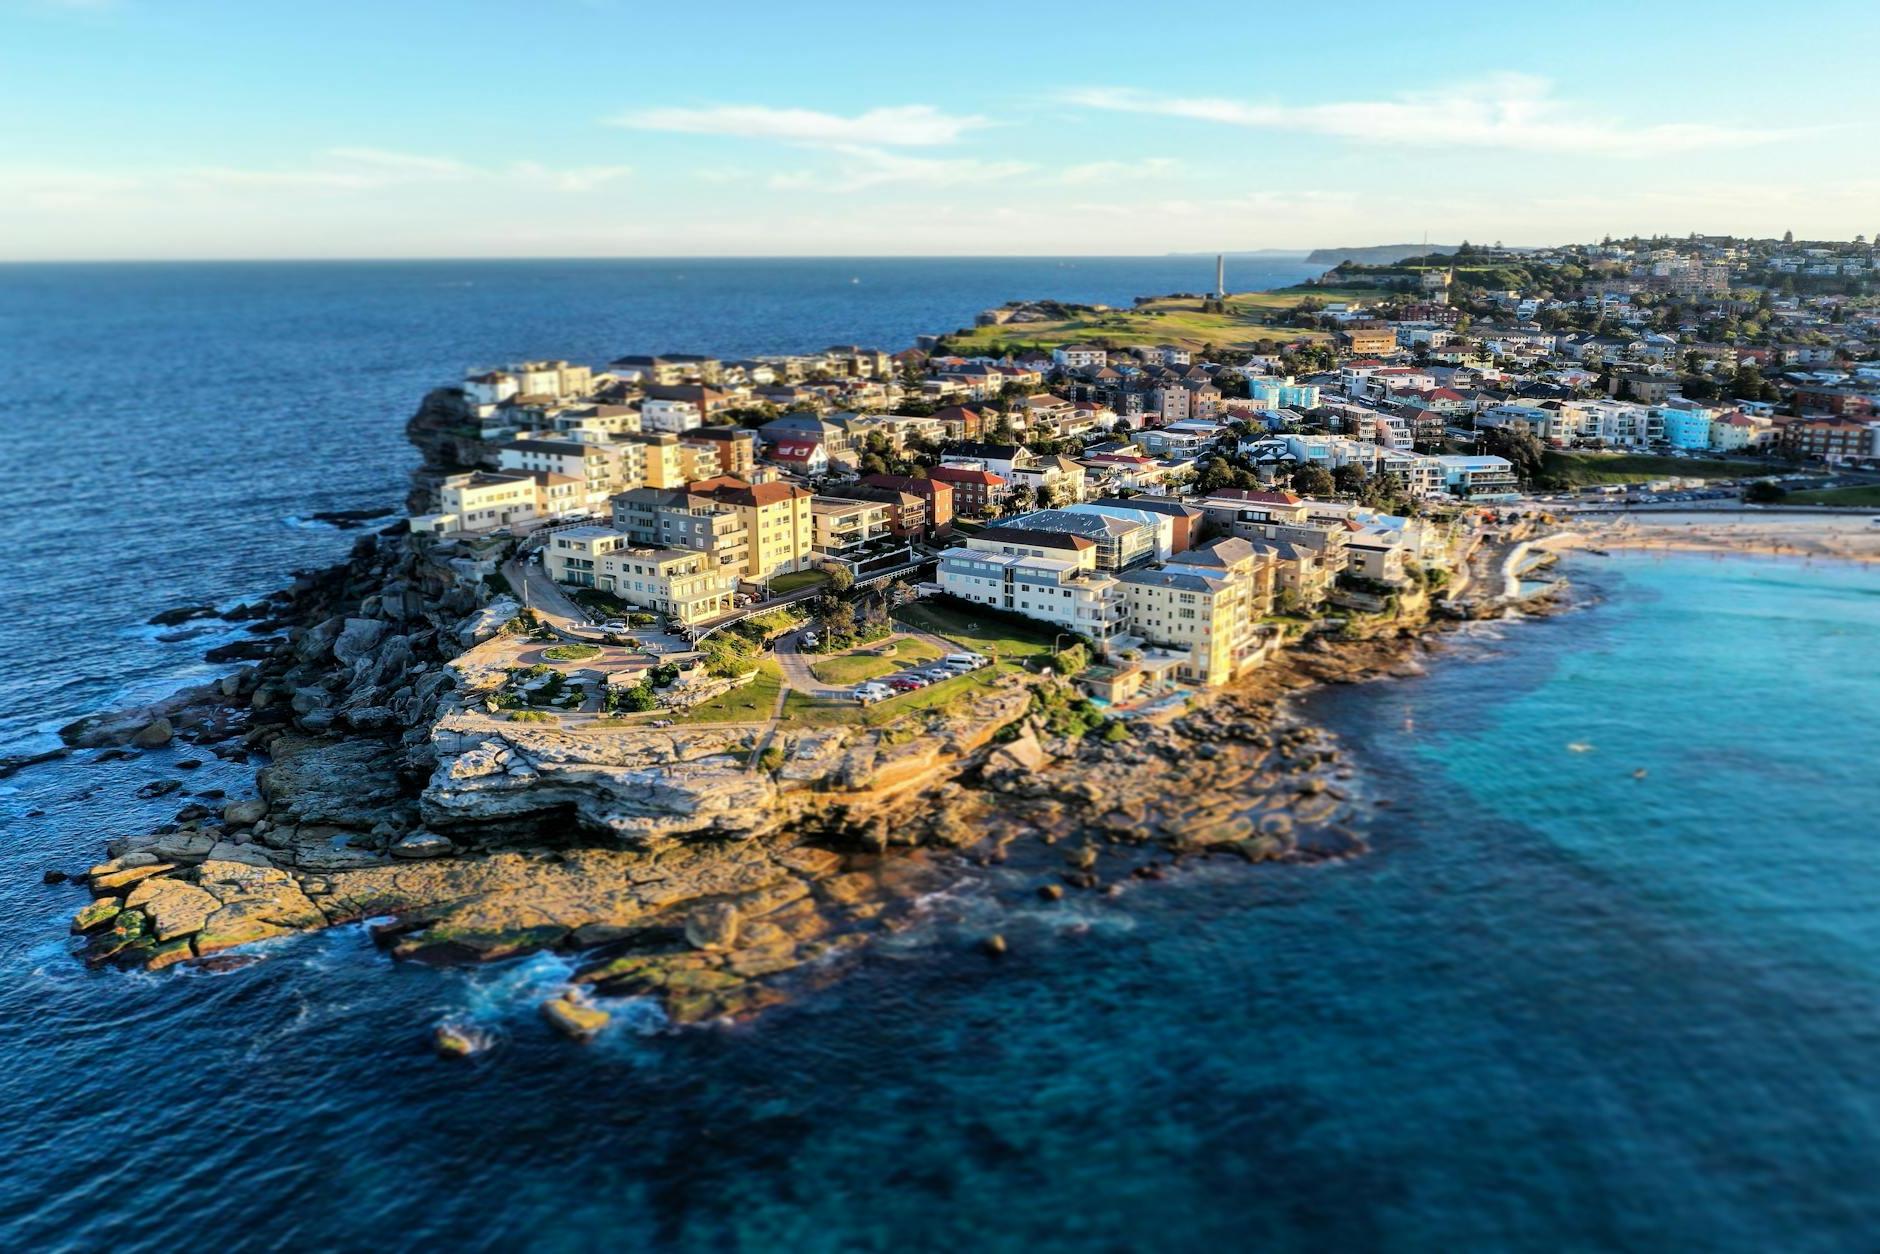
[3,0,1876,259]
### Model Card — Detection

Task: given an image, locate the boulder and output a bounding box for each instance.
[685,902,742,952]
[130,718,174,748]
[144,938,195,971]
[540,994,610,1042]
[433,1022,491,1059]
[125,878,221,941]
[295,617,345,663]
[390,831,453,860]
[72,898,122,933]
[222,798,268,826]
[153,831,218,863]
[332,618,386,667]
[89,860,177,892]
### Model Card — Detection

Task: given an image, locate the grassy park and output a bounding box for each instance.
[1541,451,1753,485]
[941,289,1367,354]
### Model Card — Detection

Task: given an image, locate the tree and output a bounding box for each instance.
[1291,464,1336,497]
[1480,425,1547,486]
[1782,229,1794,245]
[816,599,856,639]
[1332,462,1368,497]
[822,563,855,595]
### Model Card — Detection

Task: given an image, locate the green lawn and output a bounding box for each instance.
[781,663,1015,728]
[893,600,1058,661]
[809,637,943,685]
[1542,451,1751,485]
[767,570,830,594]
[672,660,782,725]
[1788,485,1880,507]
[943,290,1340,354]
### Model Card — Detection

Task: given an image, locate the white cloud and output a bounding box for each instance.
[608,103,987,147]
[326,147,475,177]
[767,144,1030,192]
[1064,76,1787,156]
[508,161,633,192]
[1055,156,1179,185]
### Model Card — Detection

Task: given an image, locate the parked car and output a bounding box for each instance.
[886,675,927,692]
[944,653,989,670]
[854,683,893,704]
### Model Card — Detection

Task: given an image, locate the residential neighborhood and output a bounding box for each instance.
[402,233,1880,729]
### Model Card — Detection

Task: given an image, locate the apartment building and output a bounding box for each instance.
[542,526,738,626]
[1000,508,1158,571]
[810,496,893,561]
[1117,542,1270,687]
[859,471,954,538]
[937,548,1124,641]
[688,477,815,580]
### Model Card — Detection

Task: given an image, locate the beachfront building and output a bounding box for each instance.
[1434,455,1520,501]
[1115,539,1273,687]
[936,548,1125,642]
[543,526,738,626]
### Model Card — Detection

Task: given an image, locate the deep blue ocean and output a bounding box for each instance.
[3,260,1878,1252]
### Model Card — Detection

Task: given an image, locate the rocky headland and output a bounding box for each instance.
[48,395,1571,1044]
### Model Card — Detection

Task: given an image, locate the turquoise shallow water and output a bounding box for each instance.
[2,261,1878,1249]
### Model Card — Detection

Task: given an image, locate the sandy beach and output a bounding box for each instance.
[1559,509,1880,564]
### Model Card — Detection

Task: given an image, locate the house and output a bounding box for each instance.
[1088,496,1202,553]
[1007,453,1087,507]
[498,437,622,513]
[679,426,758,479]
[641,397,702,433]
[818,482,927,541]
[1115,540,1273,686]
[1777,417,1877,463]
[766,439,830,476]
[927,464,1008,516]
[940,441,1032,478]
[410,469,584,534]
[1052,344,1108,370]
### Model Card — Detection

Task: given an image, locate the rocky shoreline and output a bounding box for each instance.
[48,501,1571,1046]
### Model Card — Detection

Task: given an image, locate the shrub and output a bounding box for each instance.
[542,643,601,662]
[1048,644,1089,678]
[606,681,658,713]
[1744,480,1787,504]
[757,745,785,773]
[1100,720,1130,743]
[509,710,556,724]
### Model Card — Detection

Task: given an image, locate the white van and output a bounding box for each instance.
[943,653,988,671]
